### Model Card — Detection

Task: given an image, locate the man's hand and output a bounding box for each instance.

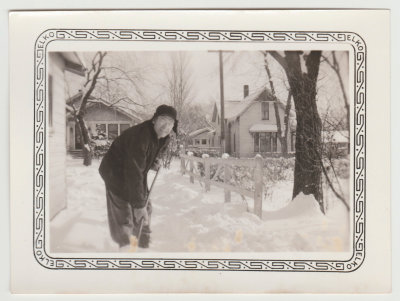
[134,207,149,225]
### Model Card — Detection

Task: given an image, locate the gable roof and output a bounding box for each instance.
[66,92,142,122]
[188,127,215,138]
[212,87,295,121]
[58,52,86,76]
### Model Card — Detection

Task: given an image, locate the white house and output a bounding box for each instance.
[66,94,141,153]
[211,85,295,157]
[48,52,85,219]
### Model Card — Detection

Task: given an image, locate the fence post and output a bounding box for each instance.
[205,158,210,192]
[254,154,263,218]
[189,158,194,184]
[181,156,186,174]
[223,154,231,203]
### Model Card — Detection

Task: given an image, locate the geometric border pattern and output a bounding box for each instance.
[34,29,366,272]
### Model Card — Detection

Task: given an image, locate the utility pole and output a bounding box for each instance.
[209,50,233,153]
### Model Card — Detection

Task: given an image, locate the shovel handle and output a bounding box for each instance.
[137,217,145,241]
[136,168,160,242]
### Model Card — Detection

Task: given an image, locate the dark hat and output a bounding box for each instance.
[153,105,177,121]
[152,104,179,134]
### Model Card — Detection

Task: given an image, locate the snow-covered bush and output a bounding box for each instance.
[195,156,295,200]
[261,157,295,200]
[90,139,111,159]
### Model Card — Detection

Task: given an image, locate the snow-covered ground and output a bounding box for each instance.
[50,156,350,253]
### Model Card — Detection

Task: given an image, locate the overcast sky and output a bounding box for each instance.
[67,50,349,120]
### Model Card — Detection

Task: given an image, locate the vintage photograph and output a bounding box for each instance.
[48,49,351,254]
[10,9,392,293]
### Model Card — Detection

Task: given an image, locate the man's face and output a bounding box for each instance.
[153,115,175,138]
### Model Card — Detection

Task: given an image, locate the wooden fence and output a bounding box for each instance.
[180,154,264,218]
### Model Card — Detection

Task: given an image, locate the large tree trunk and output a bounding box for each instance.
[287,51,323,204]
[291,86,323,203]
[282,91,292,155]
[270,51,323,207]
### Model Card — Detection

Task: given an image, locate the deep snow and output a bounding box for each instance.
[49,156,350,253]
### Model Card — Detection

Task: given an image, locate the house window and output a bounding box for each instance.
[202,139,207,145]
[262,102,269,120]
[260,133,269,152]
[254,132,277,153]
[108,124,118,140]
[48,75,53,127]
[120,123,130,133]
[95,124,107,140]
[254,133,260,152]
[271,132,277,152]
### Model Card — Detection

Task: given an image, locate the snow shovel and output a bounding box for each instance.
[135,167,161,245]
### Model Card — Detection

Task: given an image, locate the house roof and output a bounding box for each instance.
[188,127,215,138]
[59,52,86,76]
[213,87,295,121]
[66,92,142,122]
[249,124,278,132]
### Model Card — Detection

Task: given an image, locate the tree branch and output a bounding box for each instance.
[269,51,288,70]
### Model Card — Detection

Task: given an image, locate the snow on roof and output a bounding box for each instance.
[322,131,349,143]
[214,87,295,121]
[90,98,142,122]
[215,87,265,120]
[67,92,142,122]
[188,127,215,138]
[60,52,86,76]
[249,124,278,132]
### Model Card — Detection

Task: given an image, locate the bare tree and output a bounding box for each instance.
[319,105,350,212]
[93,52,150,111]
[69,52,153,166]
[269,51,324,209]
[166,52,193,118]
[322,51,350,131]
[72,51,107,166]
[262,51,292,155]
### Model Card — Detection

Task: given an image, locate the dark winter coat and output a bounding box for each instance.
[99,120,170,208]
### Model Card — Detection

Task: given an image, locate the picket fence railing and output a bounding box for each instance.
[180,154,264,218]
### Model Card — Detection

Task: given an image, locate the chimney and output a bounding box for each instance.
[243,85,249,99]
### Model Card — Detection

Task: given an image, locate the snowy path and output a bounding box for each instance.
[50,157,350,253]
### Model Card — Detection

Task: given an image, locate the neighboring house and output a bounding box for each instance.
[322,130,350,157]
[188,127,216,148]
[211,85,295,157]
[66,94,141,152]
[48,52,86,219]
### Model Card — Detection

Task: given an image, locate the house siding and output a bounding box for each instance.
[85,105,133,122]
[228,118,240,157]
[48,53,68,220]
[67,104,135,150]
[210,92,294,158]
[239,101,291,157]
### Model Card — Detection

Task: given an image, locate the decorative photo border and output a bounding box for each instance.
[33,29,366,272]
